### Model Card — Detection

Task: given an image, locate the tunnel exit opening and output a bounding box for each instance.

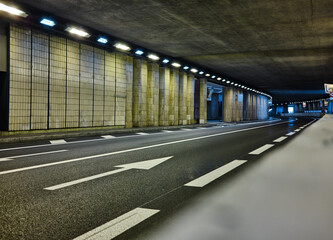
[207,82,223,121]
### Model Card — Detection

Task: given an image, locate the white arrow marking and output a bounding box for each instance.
[44,156,173,190]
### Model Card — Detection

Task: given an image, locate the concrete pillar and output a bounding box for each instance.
[147,62,159,126]
[125,56,134,128]
[169,69,179,125]
[199,78,207,124]
[178,72,187,125]
[133,59,148,127]
[186,74,195,124]
[224,87,243,122]
[159,67,170,126]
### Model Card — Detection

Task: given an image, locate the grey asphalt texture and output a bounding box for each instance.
[0,118,315,240]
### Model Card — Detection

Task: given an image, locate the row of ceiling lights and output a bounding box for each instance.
[0,2,272,99]
[272,98,330,106]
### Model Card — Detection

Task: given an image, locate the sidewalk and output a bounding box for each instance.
[0,118,280,144]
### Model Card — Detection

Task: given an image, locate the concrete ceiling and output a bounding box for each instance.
[15,0,333,102]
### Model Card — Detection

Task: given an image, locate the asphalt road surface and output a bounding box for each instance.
[0,117,316,240]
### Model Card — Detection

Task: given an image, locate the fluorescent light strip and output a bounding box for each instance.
[0,3,28,17]
[97,37,108,44]
[66,27,90,38]
[40,18,55,27]
[148,54,159,61]
[114,42,131,51]
[171,62,181,68]
[135,50,144,55]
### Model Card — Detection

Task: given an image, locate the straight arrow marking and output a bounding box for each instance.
[44,156,173,190]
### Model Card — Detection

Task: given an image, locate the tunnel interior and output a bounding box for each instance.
[207,82,223,121]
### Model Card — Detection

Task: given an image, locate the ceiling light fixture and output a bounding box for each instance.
[97,37,108,44]
[114,42,131,51]
[66,27,90,38]
[40,18,56,27]
[147,54,159,61]
[0,3,28,17]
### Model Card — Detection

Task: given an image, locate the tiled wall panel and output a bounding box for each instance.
[115,53,127,126]
[66,40,80,128]
[93,48,105,126]
[9,25,31,131]
[80,44,94,127]
[31,31,49,130]
[49,36,66,129]
[104,51,116,126]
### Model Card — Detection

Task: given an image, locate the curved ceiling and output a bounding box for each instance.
[15,0,333,102]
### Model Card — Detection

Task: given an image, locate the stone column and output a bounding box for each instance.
[169,69,179,125]
[186,74,195,124]
[147,62,159,126]
[159,67,170,126]
[178,72,187,125]
[125,56,134,128]
[199,78,207,124]
[133,59,148,127]
[223,87,233,122]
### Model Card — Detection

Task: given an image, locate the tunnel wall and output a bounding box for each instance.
[7,24,201,131]
[224,87,268,122]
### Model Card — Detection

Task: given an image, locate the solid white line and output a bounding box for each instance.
[44,168,126,190]
[249,144,274,155]
[101,135,115,139]
[0,120,289,152]
[73,208,159,240]
[0,150,68,162]
[136,132,149,135]
[273,136,287,143]
[286,132,295,136]
[50,139,67,144]
[185,160,247,187]
[0,121,291,175]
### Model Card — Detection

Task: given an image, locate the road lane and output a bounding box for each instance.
[0,118,315,240]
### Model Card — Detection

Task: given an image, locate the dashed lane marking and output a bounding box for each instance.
[0,121,294,175]
[136,132,149,135]
[101,135,115,139]
[50,139,67,144]
[273,136,288,143]
[73,208,160,240]
[185,160,247,187]
[286,132,295,136]
[249,144,274,155]
[162,130,173,133]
